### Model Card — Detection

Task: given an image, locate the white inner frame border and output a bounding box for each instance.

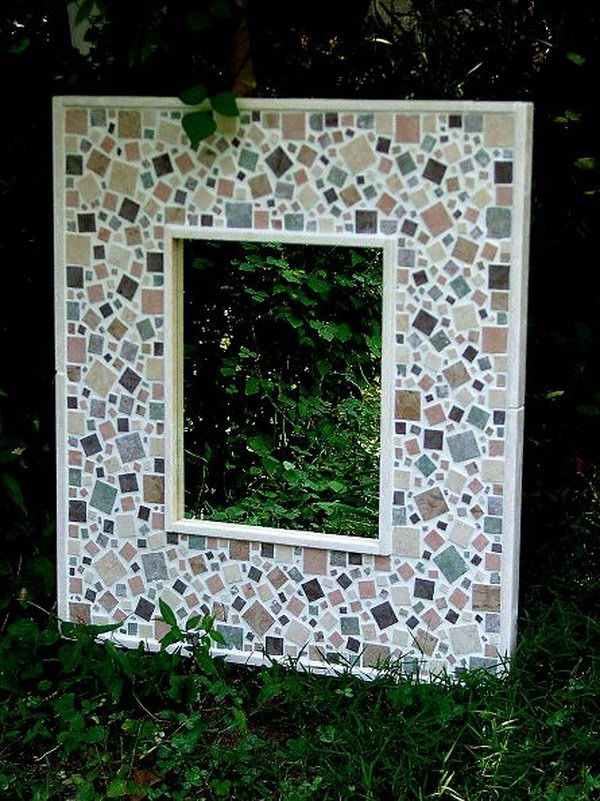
[164,226,397,556]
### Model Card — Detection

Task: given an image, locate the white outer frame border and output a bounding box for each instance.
[53,95,534,669]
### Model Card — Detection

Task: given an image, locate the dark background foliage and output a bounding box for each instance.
[0,2,598,798]
[183,240,382,535]
[1,0,598,617]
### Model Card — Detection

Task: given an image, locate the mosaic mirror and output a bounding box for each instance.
[54,98,532,678]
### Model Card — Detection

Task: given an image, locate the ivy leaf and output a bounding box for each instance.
[180,84,208,106]
[182,111,217,149]
[210,91,239,117]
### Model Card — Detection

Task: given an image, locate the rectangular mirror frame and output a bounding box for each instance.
[54,97,532,678]
[164,228,396,555]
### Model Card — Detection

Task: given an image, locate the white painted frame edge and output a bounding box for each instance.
[498,103,533,659]
[55,96,531,114]
[164,226,396,556]
[96,629,441,681]
[54,97,69,623]
[506,102,534,409]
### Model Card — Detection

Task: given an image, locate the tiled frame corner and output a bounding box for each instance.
[54,97,533,679]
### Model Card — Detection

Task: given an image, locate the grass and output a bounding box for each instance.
[1,474,598,801]
[0,584,597,801]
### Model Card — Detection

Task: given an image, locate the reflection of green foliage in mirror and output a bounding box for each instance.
[183,240,382,537]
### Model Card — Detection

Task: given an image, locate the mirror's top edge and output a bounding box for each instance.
[52,95,533,113]
[165,225,393,249]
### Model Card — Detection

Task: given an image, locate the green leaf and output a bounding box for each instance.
[74,0,95,26]
[334,323,352,342]
[553,110,581,125]
[2,473,26,515]
[186,10,209,30]
[186,615,202,631]
[576,405,600,417]
[209,0,232,20]
[567,51,586,66]
[7,37,30,55]
[180,84,208,106]
[159,630,182,650]
[182,111,217,149]
[231,707,248,734]
[158,598,178,629]
[210,628,227,645]
[245,376,260,395]
[106,778,129,798]
[248,434,272,456]
[574,156,596,170]
[210,91,239,117]
[54,693,77,720]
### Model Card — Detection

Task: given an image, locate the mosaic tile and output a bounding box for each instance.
[55,98,531,680]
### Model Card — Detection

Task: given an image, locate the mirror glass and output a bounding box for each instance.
[183,239,383,538]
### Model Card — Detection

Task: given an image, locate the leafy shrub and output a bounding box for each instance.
[183,240,382,536]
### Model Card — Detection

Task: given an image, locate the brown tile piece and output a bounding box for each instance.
[443,362,470,389]
[66,234,91,266]
[297,144,317,167]
[472,584,501,612]
[142,289,163,314]
[414,487,449,521]
[484,115,515,147]
[452,236,478,264]
[248,173,272,198]
[95,551,127,585]
[87,149,110,177]
[395,114,420,143]
[421,202,452,237]
[482,327,508,353]
[414,629,438,656]
[108,161,139,196]
[395,390,421,420]
[282,112,306,140]
[143,475,164,504]
[303,548,328,575]
[267,566,287,590]
[243,600,275,636]
[340,185,361,207]
[84,359,118,398]
[362,644,390,667]
[66,108,87,134]
[229,540,250,561]
[69,602,91,624]
[118,111,141,138]
[189,555,207,575]
[339,135,376,173]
